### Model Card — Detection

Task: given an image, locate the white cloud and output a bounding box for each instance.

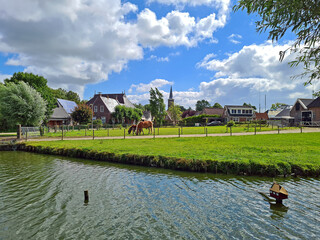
[0,0,230,96]
[148,55,169,62]
[129,79,173,93]
[0,73,11,82]
[228,34,242,44]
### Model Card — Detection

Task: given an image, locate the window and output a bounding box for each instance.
[296,103,300,111]
[101,117,106,124]
[100,106,104,112]
[237,110,241,114]
[231,109,236,114]
[249,110,252,114]
[242,110,246,114]
[94,106,98,112]
[93,117,96,120]
[233,117,239,122]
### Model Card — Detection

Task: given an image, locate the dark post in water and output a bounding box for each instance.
[84,190,89,203]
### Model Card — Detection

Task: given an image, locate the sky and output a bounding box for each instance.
[0,0,318,111]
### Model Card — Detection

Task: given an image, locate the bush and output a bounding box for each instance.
[227,120,235,127]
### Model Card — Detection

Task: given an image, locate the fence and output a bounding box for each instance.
[21,126,41,139]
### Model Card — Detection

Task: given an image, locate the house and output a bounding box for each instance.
[223,105,255,122]
[48,98,78,127]
[181,109,197,118]
[290,98,314,124]
[307,97,320,122]
[200,107,224,123]
[86,93,135,124]
[274,106,294,126]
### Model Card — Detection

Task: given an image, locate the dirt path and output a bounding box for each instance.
[22,127,320,142]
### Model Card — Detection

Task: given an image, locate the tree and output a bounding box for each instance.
[149,88,167,125]
[4,72,55,121]
[112,105,143,123]
[71,103,93,124]
[243,102,257,110]
[167,104,182,125]
[270,102,287,110]
[179,105,187,112]
[51,88,80,104]
[0,82,47,128]
[212,102,223,109]
[234,0,320,93]
[196,100,211,111]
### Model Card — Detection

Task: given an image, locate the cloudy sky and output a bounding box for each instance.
[0,0,318,110]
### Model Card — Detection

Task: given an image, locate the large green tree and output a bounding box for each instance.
[212,102,223,109]
[167,104,182,125]
[149,88,166,125]
[0,82,47,128]
[112,105,143,123]
[270,102,287,110]
[51,88,80,104]
[234,0,320,92]
[71,103,93,124]
[196,100,211,111]
[4,72,55,121]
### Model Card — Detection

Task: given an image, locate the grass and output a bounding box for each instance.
[25,132,320,176]
[40,125,296,138]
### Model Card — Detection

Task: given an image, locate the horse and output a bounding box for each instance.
[128,125,136,135]
[136,121,153,135]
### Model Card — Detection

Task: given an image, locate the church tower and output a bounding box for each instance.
[167,86,174,110]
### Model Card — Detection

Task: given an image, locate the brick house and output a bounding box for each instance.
[86,93,135,124]
[223,105,255,123]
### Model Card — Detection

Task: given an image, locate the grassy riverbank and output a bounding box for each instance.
[22,132,320,176]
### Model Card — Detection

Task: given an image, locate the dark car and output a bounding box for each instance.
[207,121,222,126]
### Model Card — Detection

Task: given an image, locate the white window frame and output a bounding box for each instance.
[100,106,104,112]
[231,109,236,114]
[101,116,106,124]
[237,109,241,114]
[233,117,239,122]
[94,106,98,112]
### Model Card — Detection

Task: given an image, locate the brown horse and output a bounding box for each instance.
[136,121,153,135]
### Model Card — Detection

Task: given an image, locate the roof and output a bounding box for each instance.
[88,93,135,108]
[50,105,70,120]
[201,107,224,116]
[225,105,254,109]
[57,99,77,114]
[275,108,294,119]
[255,112,269,120]
[267,110,282,118]
[270,183,288,196]
[169,86,173,99]
[297,98,314,109]
[307,97,320,108]
[181,109,197,118]
[100,97,119,113]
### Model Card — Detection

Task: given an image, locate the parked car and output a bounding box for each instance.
[207,121,222,126]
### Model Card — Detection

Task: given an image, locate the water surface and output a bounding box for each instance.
[0,151,319,239]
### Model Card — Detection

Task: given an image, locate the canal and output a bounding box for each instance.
[0,151,319,239]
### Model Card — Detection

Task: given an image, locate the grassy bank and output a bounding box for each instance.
[22,132,320,177]
[40,125,296,138]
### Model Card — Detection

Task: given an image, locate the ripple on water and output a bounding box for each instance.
[0,151,319,239]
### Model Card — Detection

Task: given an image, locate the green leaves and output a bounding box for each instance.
[149,88,167,125]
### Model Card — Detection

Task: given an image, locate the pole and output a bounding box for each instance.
[108,128,109,137]
[278,126,280,134]
[230,126,232,136]
[181,126,183,135]
[153,128,155,139]
[26,131,28,141]
[62,125,64,140]
[158,127,159,135]
[124,129,125,139]
[178,128,180,137]
[206,128,208,137]
[254,125,256,135]
[93,130,95,140]
[85,128,87,137]
[300,126,302,133]
[17,124,22,140]
[84,190,89,203]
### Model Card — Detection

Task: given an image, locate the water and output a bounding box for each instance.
[0,151,319,240]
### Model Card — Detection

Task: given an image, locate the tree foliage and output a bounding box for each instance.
[270,102,287,110]
[4,72,55,121]
[112,105,143,123]
[149,88,167,125]
[51,88,81,104]
[243,102,257,110]
[71,103,93,124]
[167,104,182,125]
[196,100,211,111]
[0,82,47,128]
[234,0,320,89]
[212,102,223,109]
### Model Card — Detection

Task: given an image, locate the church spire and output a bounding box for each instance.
[169,86,173,99]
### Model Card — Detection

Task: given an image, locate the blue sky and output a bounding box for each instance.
[0,0,317,110]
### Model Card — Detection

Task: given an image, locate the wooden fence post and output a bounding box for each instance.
[17,124,22,140]
[93,130,95,140]
[124,129,125,139]
[206,128,208,137]
[178,128,180,137]
[62,126,64,140]
[108,128,109,137]
[254,125,256,135]
[278,126,280,134]
[230,126,232,136]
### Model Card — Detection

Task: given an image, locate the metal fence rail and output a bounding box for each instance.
[21,127,40,138]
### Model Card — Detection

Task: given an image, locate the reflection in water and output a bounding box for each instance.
[0,151,319,239]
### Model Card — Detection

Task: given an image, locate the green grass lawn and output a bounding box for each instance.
[28,132,320,171]
[41,125,296,138]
